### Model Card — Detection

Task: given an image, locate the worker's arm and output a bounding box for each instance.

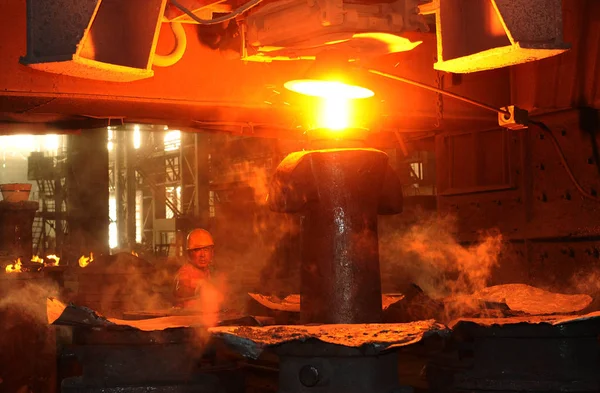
[173,273,196,300]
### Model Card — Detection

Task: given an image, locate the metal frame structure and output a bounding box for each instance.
[28,148,69,255]
[108,125,210,257]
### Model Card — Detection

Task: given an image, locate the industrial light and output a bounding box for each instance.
[133,125,141,149]
[283,51,374,100]
[283,52,375,131]
[284,80,374,99]
[284,79,373,129]
[315,97,352,130]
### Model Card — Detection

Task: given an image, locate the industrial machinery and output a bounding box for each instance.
[20,0,568,81]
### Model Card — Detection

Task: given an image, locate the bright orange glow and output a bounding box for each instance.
[31,255,44,264]
[79,252,94,268]
[284,80,374,99]
[285,79,373,131]
[131,250,139,257]
[6,258,22,273]
[46,255,60,266]
[351,33,422,53]
[316,97,350,130]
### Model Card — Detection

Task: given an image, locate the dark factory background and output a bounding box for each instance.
[1,0,600,393]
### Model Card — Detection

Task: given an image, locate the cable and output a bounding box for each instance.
[169,0,262,25]
[365,69,599,201]
[366,68,600,200]
[529,119,600,202]
[366,69,510,116]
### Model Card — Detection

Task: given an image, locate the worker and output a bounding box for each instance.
[174,228,215,308]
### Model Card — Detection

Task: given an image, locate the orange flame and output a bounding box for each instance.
[5,258,22,273]
[31,255,44,264]
[131,251,139,257]
[46,255,60,266]
[79,252,94,268]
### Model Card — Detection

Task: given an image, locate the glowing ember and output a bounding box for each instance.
[46,254,60,266]
[131,251,139,257]
[5,258,22,273]
[31,255,44,264]
[79,252,94,268]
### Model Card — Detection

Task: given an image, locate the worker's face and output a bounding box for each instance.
[187,246,214,269]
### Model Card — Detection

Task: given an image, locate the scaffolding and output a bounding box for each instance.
[27,148,68,255]
[109,126,210,257]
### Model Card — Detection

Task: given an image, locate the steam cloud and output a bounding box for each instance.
[0,278,59,392]
[72,252,175,318]
[570,269,600,296]
[210,140,505,316]
[209,148,301,313]
[0,279,60,324]
[379,211,504,300]
[195,273,227,327]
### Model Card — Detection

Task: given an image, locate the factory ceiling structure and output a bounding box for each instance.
[0,0,591,140]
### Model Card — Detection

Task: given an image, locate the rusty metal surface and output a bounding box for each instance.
[269,148,402,324]
[429,312,600,393]
[23,0,98,60]
[433,109,600,293]
[48,298,264,331]
[527,239,600,292]
[447,284,592,315]
[436,110,600,241]
[526,112,600,239]
[209,320,449,359]
[435,127,524,243]
[450,310,600,330]
[512,0,600,111]
[72,325,195,345]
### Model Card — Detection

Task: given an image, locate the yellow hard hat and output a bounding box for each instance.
[187,228,214,250]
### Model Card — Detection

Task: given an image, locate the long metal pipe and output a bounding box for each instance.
[367,69,510,116]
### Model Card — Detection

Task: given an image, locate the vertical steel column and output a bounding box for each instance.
[269,148,402,324]
[196,133,211,229]
[126,129,137,247]
[115,130,127,248]
[67,128,110,256]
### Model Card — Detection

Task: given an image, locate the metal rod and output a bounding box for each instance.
[367,69,510,116]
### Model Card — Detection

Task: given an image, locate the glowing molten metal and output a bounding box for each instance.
[318,98,350,130]
[5,258,22,273]
[131,251,139,257]
[284,80,374,99]
[31,255,44,264]
[79,252,94,268]
[46,254,60,266]
[284,80,373,131]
